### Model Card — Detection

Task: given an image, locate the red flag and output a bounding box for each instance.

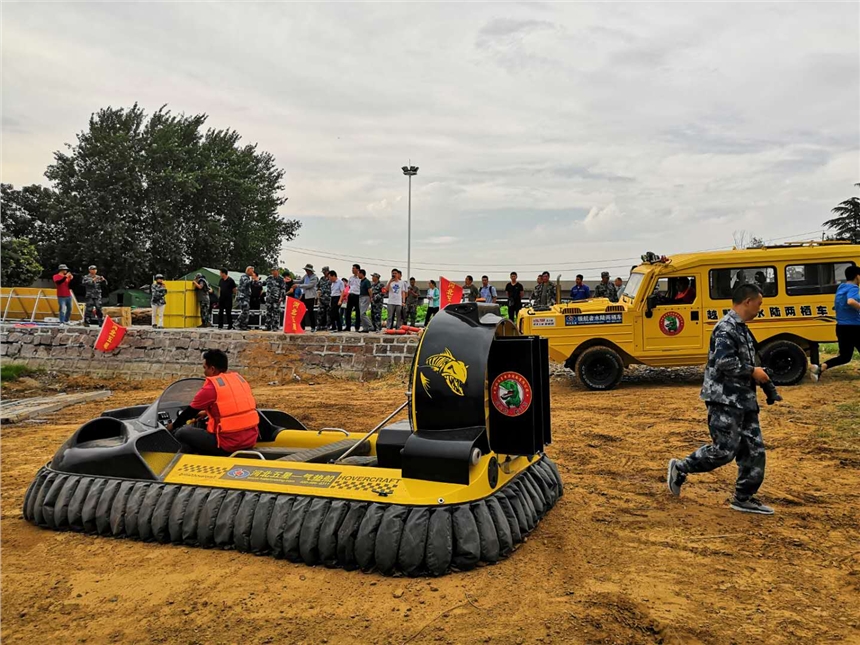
[283,296,307,334]
[440,277,463,309]
[94,316,127,353]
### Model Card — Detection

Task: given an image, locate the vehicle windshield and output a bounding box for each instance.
[621,273,646,300]
[138,378,205,427]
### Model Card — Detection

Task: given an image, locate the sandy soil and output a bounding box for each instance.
[2,363,859,645]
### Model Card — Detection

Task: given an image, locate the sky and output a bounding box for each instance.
[2,2,858,281]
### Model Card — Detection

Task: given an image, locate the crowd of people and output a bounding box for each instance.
[51,261,629,333]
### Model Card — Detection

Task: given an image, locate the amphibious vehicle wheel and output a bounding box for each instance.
[760,340,807,385]
[575,346,624,391]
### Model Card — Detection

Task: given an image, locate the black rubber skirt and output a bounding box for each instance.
[22,456,563,577]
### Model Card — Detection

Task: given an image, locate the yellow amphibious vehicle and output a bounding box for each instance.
[23,303,561,576]
[519,240,859,390]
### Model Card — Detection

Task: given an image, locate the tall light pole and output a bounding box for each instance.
[402,164,418,279]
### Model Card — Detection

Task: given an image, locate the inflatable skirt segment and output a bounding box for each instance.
[23,303,563,576]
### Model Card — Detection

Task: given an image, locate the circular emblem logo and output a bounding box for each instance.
[659,311,685,336]
[491,371,533,417]
[228,467,251,479]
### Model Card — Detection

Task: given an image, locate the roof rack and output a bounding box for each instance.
[757,239,856,249]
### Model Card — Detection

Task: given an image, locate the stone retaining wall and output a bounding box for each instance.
[0,325,419,381]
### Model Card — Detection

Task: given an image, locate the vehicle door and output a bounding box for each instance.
[642,273,705,351]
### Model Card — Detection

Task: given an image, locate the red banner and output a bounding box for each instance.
[440,277,463,309]
[94,316,127,353]
[283,297,307,334]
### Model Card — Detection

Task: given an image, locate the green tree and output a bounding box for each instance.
[823,184,860,240]
[0,237,43,286]
[8,104,299,288]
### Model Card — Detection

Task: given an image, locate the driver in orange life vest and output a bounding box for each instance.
[166,349,259,456]
[673,276,696,305]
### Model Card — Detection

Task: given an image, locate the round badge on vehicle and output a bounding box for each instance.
[490,371,533,417]
[659,311,685,336]
[227,467,251,479]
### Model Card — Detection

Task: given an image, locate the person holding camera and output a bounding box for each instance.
[667,283,775,515]
[82,265,108,326]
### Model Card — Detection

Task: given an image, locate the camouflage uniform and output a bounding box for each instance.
[370,279,385,331]
[82,274,107,325]
[193,276,211,327]
[532,280,555,307]
[151,282,168,306]
[317,268,332,332]
[594,281,618,302]
[405,284,420,326]
[236,274,253,330]
[263,274,285,331]
[675,310,766,501]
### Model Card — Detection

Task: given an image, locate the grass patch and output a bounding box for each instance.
[834,402,860,440]
[0,363,40,382]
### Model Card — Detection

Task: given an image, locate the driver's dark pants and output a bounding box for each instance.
[678,403,766,501]
[174,425,232,456]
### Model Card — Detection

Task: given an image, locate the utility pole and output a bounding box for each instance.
[401,164,419,279]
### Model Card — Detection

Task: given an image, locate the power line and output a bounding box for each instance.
[284,228,826,274]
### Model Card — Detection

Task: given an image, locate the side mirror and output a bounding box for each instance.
[645,294,657,318]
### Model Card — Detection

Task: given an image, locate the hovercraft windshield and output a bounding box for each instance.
[138,378,205,428]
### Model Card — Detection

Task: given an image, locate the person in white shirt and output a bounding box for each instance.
[385,268,408,329]
[328,270,344,331]
[346,264,362,332]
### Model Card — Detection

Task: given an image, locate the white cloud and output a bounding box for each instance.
[1,2,857,279]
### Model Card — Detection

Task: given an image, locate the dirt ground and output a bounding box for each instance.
[2,362,859,645]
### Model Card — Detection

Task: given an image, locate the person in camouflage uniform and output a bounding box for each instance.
[82,265,107,326]
[151,274,168,328]
[263,268,286,331]
[370,272,385,331]
[236,266,255,331]
[668,283,775,515]
[405,277,420,326]
[532,272,555,307]
[316,266,332,332]
[192,273,212,327]
[594,271,618,302]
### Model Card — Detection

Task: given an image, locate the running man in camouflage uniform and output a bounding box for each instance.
[668,283,775,515]
[193,273,212,327]
[594,271,618,302]
[82,265,107,326]
[236,266,255,330]
[370,272,385,331]
[263,268,285,331]
[405,277,420,326]
[317,266,332,332]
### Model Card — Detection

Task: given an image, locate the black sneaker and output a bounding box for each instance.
[667,459,686,497]
[730,497,774,515]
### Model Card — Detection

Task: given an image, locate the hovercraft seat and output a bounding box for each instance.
[275,438,371,463]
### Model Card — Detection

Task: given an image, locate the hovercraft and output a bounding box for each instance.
[23,303,562,576]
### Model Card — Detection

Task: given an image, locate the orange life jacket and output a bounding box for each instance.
[205,372,258,447]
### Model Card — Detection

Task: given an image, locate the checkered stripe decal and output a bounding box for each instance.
[178,464,228,476]
[330,478,400,494]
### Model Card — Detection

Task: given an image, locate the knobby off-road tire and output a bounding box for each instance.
[22,457,563,577]
[575,346,624,391]
[760,340,807,385]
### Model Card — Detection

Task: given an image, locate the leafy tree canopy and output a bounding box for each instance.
[0,104,299,288]
[823,183,860,240]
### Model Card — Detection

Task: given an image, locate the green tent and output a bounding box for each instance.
[107,288,151,308]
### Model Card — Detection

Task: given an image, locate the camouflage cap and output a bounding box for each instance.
[88,265,97,270]
[155,274,164,279]
[601,271,610,278]
[321,266,330,274]
[371,272,381,278]
[195,273,203,278]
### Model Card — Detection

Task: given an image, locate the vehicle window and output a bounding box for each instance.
[709,266,777,299]
[654,276,698,305]
[621,273,645,299]
[785,262,856,296]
